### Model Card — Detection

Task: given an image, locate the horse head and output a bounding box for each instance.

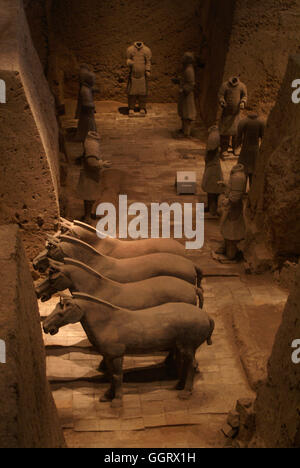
[32,235,64,272]
[35,259,72,302]
[32,248,50,273]
[43,296,83,335]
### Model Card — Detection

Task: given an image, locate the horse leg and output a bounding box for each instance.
[174,346,186,390]
[164,349,179,378]
[98,357,108,374]
[178,348,196,400]
[110,357,124,409]
[99,357,114,402]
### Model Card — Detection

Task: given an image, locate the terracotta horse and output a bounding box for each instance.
[35,258,204,308]
[43,294,215,408]
[33,234,203,286]
[57,218,186,258]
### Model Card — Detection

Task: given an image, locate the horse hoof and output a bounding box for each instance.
[174,382,185,391]
[98,359,108,373]
[178,390,192,400]
[111,398,123,409]
[100,391,113,402]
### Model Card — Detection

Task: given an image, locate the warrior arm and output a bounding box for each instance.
[126,46,134,67]
[218,82,227,107]
[144,48,152,74]
[240,83,248,105]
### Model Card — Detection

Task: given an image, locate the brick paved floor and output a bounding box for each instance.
[38,101,287,448]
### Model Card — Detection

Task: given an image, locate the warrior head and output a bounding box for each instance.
[228,76,240,87]
[134,41,144,50]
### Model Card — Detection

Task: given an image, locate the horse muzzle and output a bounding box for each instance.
[43,324,59,336]
[36,278,52,302]
[32,250,49,273]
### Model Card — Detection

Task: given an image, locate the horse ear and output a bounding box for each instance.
[46,234,60,244]
[60,217,73,228]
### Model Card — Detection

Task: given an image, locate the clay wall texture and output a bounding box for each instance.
[27,0,207,103]
[244,55,300,268]
[24,1,300,121]
[252,264,300,448]
[197,0,236,125]
[0,225,65,448]
[0,0,60,261]
[221,0,300,116]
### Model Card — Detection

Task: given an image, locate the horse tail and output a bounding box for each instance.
[196,287,204,309]
[206,318,215,346]
[195,265,203,288]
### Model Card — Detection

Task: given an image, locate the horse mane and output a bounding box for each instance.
[72,292,130,311]
[73,220,114,239]
[63,257,118,284]
[73,220,97,233]
[59,235,105,258]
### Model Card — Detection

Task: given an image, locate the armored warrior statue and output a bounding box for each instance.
[75,69,97,143]
[126,41,152,117]
[218,76,247,157]
[216,164,247,260]
[237,113,265,187]
[201,125,224,216]
[177,52,197,138]
[76,131,111,220]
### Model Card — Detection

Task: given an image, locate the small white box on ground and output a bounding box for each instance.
[176,171,197,195]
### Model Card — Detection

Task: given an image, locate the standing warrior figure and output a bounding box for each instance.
[216,164,247,260]
[126,41,152,117]
[218,76,247,157]
[76,131,111,221]
[237,113,265,187]
[75,69,97,143]
[177,52,197,138]
[201,125,224,216]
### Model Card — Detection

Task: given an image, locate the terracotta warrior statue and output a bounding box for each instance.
[75,69,97,142]
[177,52,197,138]
[126,41,152,117]
[201,125,224,216]
[76,131,111,220]
[216,163,247,260]
[218,76,247,157]
[237,113,265,187]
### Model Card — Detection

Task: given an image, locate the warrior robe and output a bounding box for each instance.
[202,126,223,194]
[218,77,247,136]
[127,42,152,96]
[219,165,247,241]
[238,114,265,175]
[178,63,197,121]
